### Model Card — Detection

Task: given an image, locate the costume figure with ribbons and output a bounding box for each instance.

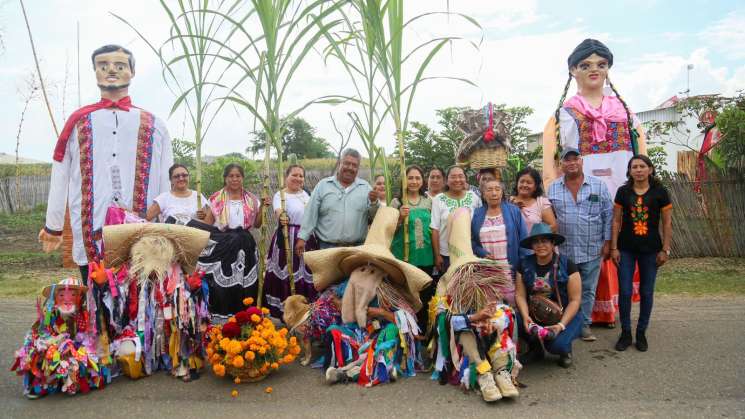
[39,44,173,282]
[303,207,432,387]
[429,208,521,403]
[542,39,646,329]
[11,278,107,399]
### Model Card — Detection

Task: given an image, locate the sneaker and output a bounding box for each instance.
[477,373,502,402]
[557,352,573,368]
[325,366,345,384]
[635,330,648,352]
[614,329,632,351]
[494,369,519,398]
[581,326,597,342]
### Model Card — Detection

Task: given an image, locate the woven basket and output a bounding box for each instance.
[464,147,507,170]
[226,365,269,382]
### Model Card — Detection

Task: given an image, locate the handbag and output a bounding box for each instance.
[528,258,564,326]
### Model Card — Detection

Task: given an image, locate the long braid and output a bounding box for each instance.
[553,73,573,157]
[607,77,639,154]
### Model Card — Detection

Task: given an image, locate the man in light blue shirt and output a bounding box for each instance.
[548,147,613,342]
[296,148,379,253]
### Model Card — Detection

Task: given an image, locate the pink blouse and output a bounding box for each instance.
[520,196,552,233]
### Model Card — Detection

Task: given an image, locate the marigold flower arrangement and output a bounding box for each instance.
[206,298,301,382]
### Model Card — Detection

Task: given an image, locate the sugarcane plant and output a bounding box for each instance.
[327,0,480,261]
[113,0,252,208]
[204,0,345,303]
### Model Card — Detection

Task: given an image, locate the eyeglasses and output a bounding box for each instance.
[172,173,189,179]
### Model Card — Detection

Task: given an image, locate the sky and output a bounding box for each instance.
[1,0,744,162]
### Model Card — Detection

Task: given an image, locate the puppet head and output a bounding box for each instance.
[92,44,135,93]
[567,39,613,92]
[42,277,87,318]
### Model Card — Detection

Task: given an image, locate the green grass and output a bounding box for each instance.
[0,205,46,233]
[656,257,745,296]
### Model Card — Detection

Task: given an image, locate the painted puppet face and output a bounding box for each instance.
[55,287,82,317]
[94,50,134,92]
[570,53,609,91]
[286,167,305,192]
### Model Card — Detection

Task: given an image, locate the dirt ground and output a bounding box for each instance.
[1,295,743,419]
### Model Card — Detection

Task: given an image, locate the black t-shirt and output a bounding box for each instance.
[516,257,578,294]
[614,184,672,253]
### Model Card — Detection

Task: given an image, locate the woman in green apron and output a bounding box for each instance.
[391,165,434,331]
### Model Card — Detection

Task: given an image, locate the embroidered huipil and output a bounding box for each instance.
[45,108,173,265]
[558,94,640,197]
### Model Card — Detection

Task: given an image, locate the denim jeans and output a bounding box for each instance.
[618,250,659,331]
[576,257,602,326]
[516,312,582,355]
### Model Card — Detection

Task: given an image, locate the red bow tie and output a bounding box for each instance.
[100,96,133,111]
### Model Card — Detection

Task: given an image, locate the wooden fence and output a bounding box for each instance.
[0,175,50,213]
[665,171,745,257]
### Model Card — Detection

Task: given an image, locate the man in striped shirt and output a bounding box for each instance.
[548,147,613,342]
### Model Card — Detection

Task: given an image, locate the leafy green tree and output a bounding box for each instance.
[716,98,745,170]
[248,117,333,160]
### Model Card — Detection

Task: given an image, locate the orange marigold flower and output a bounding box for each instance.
[231,389,238,398]
[265,386,273,394]
[228,317,237,323]
[243,297,254,306]
[283,354,294,363]
[232,356,245,368]
[251,314,261,323]
[271,362,279,370]
[234,377,241,384]
[213,364,226,377]
[245,351,256,361]
[261,307,270,314]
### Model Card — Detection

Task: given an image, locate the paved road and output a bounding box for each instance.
[1,296,743,419]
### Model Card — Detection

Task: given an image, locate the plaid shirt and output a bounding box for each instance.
[548,175,612,264]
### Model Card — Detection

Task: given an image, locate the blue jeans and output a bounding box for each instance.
[516,312,582,355]
[576,257,602,326]
[618,250,659,331]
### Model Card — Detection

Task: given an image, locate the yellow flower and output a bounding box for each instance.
[243,297,254,306]
[228,317,237,323]
[261,307,270,315]
[251,314,261,323]
[220,338,231,351]
[228,341,243,355]
[232,356,245,368]
[231,389,238,398]
[245,351,255,361]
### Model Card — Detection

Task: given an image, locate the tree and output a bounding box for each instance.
[715,95,745,170]
[248,117,334,160]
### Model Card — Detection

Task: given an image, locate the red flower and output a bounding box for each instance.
[246,307,262,317]
[222,322,241,338]
[234,311,250,325]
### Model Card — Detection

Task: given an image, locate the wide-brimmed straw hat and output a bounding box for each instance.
[103,223,210,273]
[437,207,482,292]
[303,207,432,311]
[42,276,87,298]
[519,222,565,249]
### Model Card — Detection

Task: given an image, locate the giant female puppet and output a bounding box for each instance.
[38,45,173,281]
[542,39,646,325]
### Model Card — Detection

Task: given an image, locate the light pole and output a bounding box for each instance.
[679,64,694,98]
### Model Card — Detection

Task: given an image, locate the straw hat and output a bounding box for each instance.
[103,223,210,273]
[303,207,432,311]
[42,276,87,298]
[437,207,484,294]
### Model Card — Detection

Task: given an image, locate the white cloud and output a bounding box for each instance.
[701,10,745,60]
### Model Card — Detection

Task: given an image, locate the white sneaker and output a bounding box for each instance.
[494,369,519,398]
[477,373,502,402]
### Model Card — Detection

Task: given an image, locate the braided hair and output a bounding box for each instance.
[607,78,639,154]
[553,73,573,157]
